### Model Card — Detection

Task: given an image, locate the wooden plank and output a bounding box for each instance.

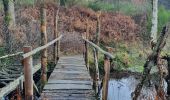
[42,93,94,98]
[52,71,88,74]
[60,58,84,61]
[61,55,84,58]
[41,96,95,100]
[47,80,92,85]
[59,58,84,60]
[42,90,95,99]
[43,90,95,94]
[58,62,85,65]
[42,93,94,97]
[59,57,84,60]
[56,64,86,67]
[44,84,92,90]
[0,63,41,99]
[49,72,91,80]
[55,67,87,71]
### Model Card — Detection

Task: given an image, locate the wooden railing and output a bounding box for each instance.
[82,37,114,100]
[0,52,23,59]
[0,2,61,99]
[0,51,40,99]
[22,35,62,99]
[0,35,62,99]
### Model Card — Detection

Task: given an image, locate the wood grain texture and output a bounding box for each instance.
[41,55,95,100]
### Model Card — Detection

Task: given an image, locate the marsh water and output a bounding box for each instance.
[107,75,167,100]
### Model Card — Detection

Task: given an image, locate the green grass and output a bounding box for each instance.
[158,5,170,33]
[147,5,170,38]
[117,1,151,15]
[64,0,90,7]
[88,0,151,15]
[15,0,35,6]
[88,41,146,73]
[88,1,114,11]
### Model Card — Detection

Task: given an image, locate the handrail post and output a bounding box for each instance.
[85,41,89,70]
[102,54,111,100]
[93,48,100,94]
[85,20,89,70]
[57,32,60,62]
[95,11,101,58]
[23,46,33,100]
[40,2,47,91]
[54,6,60,64]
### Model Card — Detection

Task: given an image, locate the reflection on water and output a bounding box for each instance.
[108,76,167,100]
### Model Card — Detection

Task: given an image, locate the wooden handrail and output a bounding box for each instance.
[0,52,23,59]
[23,35,63,59]
[82,37,114,59]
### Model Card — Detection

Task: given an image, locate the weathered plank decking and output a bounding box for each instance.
[41,55,95,100]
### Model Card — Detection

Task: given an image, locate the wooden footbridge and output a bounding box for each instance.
[0,33,114,100]
[0,4,114,100]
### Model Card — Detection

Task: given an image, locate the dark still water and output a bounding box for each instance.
[107,76,167,100]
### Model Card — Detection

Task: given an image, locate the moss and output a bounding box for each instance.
[4,13,12,26]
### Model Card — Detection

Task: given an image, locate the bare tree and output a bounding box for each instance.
[2,0,16,53]
[40,0,47,91]
[150,0,158,44]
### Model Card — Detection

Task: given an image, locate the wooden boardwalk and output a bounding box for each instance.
[41,55,95,100]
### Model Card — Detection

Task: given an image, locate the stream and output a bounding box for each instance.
[107,75,167,100]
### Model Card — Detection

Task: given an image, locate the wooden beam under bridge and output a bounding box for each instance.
[0,63,41,99]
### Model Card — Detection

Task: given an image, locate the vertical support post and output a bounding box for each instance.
[85,19,89,70]
[40,2,47,90]
[102,55,111,100]
[85,41,89,70]
[54,3,60,64]
[95,11,101,58]
[93,48,100,94]
[23,46,33,100]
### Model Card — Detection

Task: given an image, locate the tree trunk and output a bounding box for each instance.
[54,2,60,64]
[3,0,15,27]
[167,57,170,95]
[60,0,66,6]
[132,25,169,100]
[40,0,47,91]
[2,0,16,53]
[95,12,101,58]
[163,55,170,95]
[150,0,158,44]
